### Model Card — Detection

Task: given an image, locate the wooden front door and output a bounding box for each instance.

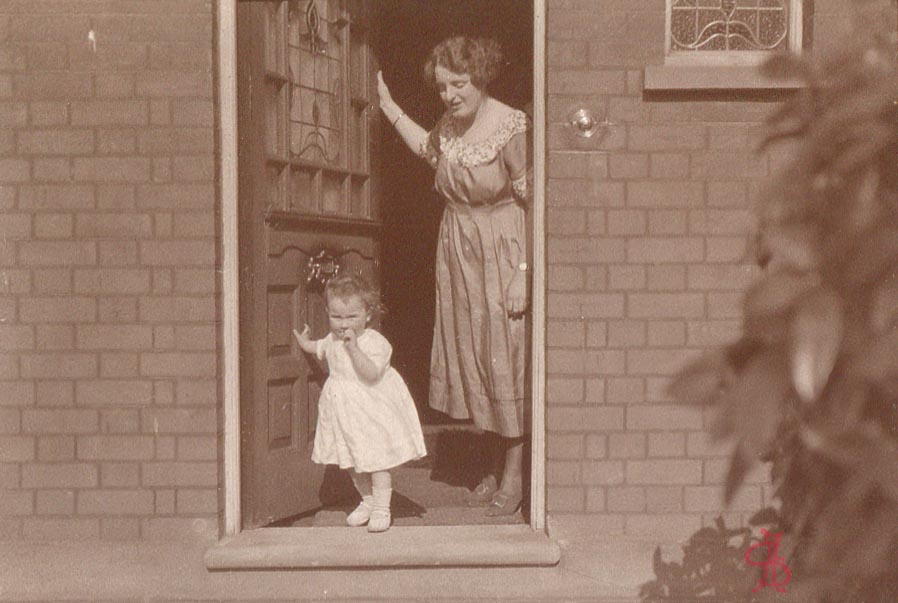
[237,0,382,529]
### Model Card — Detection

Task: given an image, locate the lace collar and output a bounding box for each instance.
[437,109,529,169]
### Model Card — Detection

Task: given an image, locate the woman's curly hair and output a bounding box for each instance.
[424,36,503,90]
[325,273,385,318]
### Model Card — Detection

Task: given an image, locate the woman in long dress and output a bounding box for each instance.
[377,36,531,516]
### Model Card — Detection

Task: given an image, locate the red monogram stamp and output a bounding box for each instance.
[745,529,792,593]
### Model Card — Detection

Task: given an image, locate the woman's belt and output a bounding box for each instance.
[446,197,518,213]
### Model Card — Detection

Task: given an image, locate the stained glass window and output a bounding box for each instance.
[667,0,802,61]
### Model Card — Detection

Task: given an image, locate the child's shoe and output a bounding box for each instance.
[346,496,372,527]
[367,488,392,533]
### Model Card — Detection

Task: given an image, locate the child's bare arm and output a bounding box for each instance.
[343,331,382,384]
[292,325,318,355]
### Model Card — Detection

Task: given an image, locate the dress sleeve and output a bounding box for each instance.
[418,114,445,169]
[315,334,332,361]
[501,114,533,203]
[357,329,392,377]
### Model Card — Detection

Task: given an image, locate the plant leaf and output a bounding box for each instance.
[789,288,843,403]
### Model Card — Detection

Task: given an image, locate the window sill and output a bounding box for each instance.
[204,525,562,570]
[643,64,802,91]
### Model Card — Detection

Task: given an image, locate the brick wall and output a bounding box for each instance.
[543,0,860,541]
[0,0,217,542]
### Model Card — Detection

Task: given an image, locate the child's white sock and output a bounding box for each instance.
[367,488,392,533]
[346,495,373,527]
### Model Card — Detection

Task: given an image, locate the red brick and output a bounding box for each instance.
[627,349,699,376]
[155,489,175,514]
[76,324,154,350]
[546,292,625,319]
[98,241,138,266]
[35,381,73,407]
[22,408,97,433]
[75,381,154,407]
[141,408,215,434]
[0,158,30,182]
[548,406,624,432]
[0,325,34,350]
[645,486,683,513]
[177,379,219,408]
[647,265,686,291]
[607,486,646,512]
[70,100,147,126]
[548,151,607,179]
[141,461,216,487]
[14,73,92,99]
[22,462,97,488]
[20,297,95,323]
[608,154,648,179]
[97,299,138,325]
[74,157,151,182]
[546,487,585,513]
[585,487,606,512]
[687,320,741,347]
[98,409,140,434]
[138,128,213,154]
[29,101,68,125]
[607,266,645,291]
[585,321,607,347]
[37,435,74,461]
[100,463,140,488]
[689,209,755,236]
[627,460,702,485]
[647,210,687,235]
[1,381,34,407]
[149,45,213,71]
[176,435,216,461]
[0,436,34,461]
[140,353,215,378]
[0,353,19,379]
[172,157,215,183]
[581,460,625,485]
[629,126,705,151]
[628,293,705,319]
[546,434,584,460]
[547,320,585,348]
[94,73,135,98]
[706,236,750,263]
[34,213,73,239]
[708,292,743,319]
[547,460,580,485]
[647,321,686,346]
[74,269,151,296]
[17,130,94,155]
[584,266,607,290]
[176,489,217,514]
[707,181,748,208]
[32,157,72,181]
[549,70,626,94]
[156,436,176,460]
[605,377,645,404]
[35,489,74,515]
[584,378,605,404]
[648,432,686,458]
[609,433,646,459]
[173,326,215,351]
[686,432,731,458]
[135,71,213,98]
[607,321,646,348]
[627,238,703,263]
[546,377,584,404]
[547,208,587,235]
[99,352,138,379]
[650,153,690,179]
[151,269,173,295]
[0,101,27,126]
[68,43,146,72]
[18,184,95,210]
[547,180,624,208]
[547,265,584,291]
[606,209,646,235]
[691,151,767,180]
[584,434,607,459]
[22,353,98,380]
[627,181,704,208]
[19,241,97,266]
[138,297,215,324]
[0,269,30,293]
[32,268,72,294]
[627,405,703,430]
[77,489,154,515]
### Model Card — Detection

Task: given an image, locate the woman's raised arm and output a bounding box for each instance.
[377,71,428,156]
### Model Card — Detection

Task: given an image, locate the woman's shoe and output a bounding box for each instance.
[465,474,498,507]
[485,490,522,517]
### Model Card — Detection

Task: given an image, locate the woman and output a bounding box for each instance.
[377,36,532,516]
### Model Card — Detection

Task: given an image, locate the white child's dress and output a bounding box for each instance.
[311,329,427,473]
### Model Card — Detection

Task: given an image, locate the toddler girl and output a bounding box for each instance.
[293,273,426,532]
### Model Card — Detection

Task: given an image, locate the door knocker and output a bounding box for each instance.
[306,249,341,291]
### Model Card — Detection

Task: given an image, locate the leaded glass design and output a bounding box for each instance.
[670,0,790,52]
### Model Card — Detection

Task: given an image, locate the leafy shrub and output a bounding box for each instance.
[660,2,898,601]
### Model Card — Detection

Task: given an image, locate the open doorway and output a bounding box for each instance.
[233,0,536,531]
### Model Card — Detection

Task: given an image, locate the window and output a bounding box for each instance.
[645,0,804,90]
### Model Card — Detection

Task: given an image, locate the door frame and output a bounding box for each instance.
[217,0,548,536]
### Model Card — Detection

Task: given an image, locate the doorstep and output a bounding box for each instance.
[204,524,561,570]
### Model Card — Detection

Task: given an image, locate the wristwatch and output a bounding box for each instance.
[517,261,529,272]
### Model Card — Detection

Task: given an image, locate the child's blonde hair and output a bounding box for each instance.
[325,273,385,318]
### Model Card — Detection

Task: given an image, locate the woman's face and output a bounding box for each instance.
[327,294,369,341]
[434,65,485,121]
